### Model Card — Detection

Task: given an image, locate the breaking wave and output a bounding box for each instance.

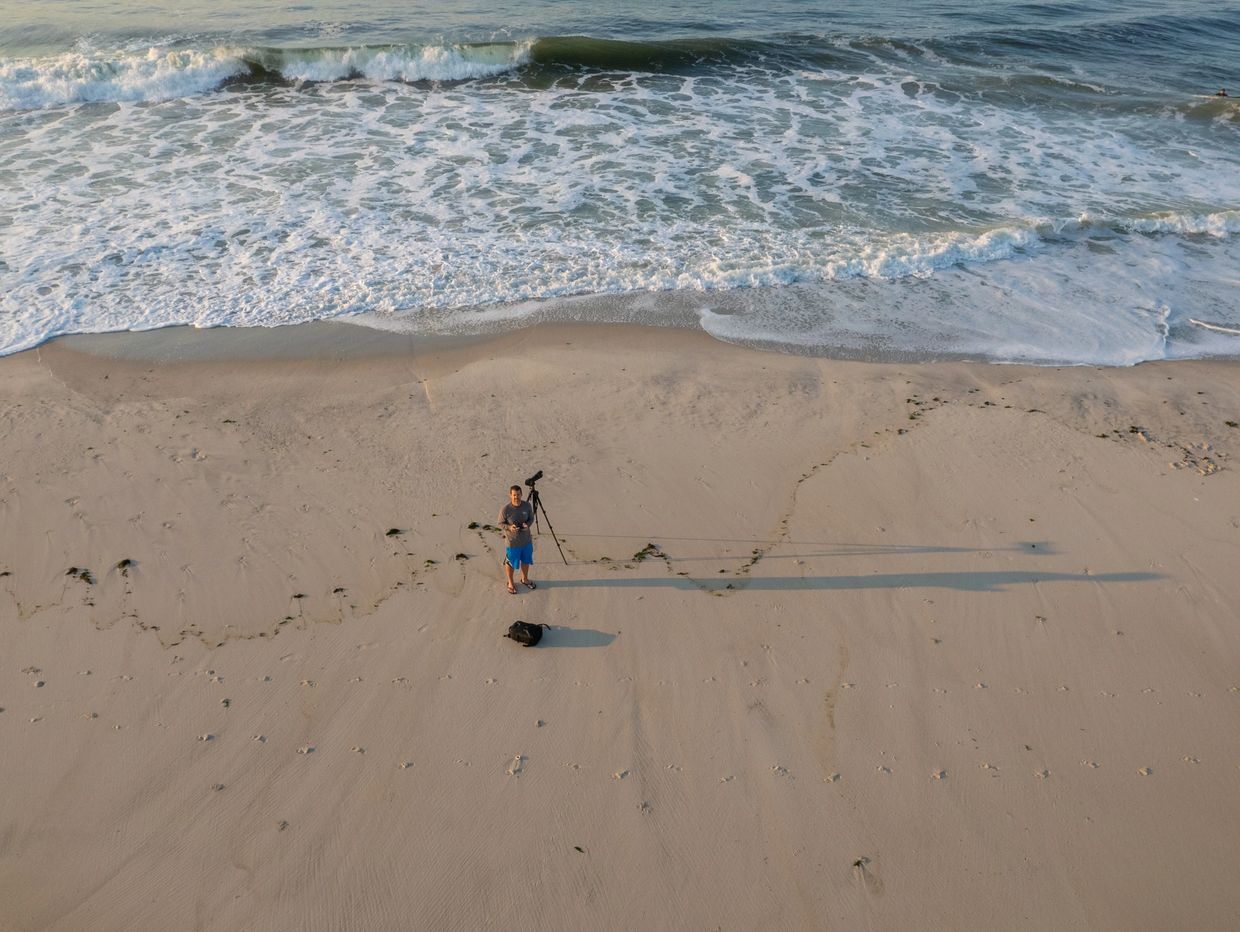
[0,41,536,109]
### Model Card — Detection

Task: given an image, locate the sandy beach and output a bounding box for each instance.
[2,322,1239,930]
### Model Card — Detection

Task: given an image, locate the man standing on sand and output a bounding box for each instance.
[499,484,536,595]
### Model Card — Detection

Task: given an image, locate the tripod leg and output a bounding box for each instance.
[533,494,569,565]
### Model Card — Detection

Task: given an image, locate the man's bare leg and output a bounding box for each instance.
[503,561,517,593]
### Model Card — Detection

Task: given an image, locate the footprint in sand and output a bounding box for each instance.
[351,746,365,754]
[824,773,841,783]
[612,770,630,780]
[296,746,315,755]
[199,733,214,742]
[1137,767,1153,776]
[506,755,524,776]
[1034,769,1050,779]
[398,761,414,770]
[931,770,947,781]
[1182,756,1200,764]
[719,775,735,784]
[1081,759,1099,768]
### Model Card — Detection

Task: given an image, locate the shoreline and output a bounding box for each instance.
[26,316,1240,368]
[3,322,1240,929]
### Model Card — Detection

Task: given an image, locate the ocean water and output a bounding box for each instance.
[2,0,1238,364]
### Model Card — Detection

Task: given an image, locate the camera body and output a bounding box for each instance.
[525,470,544,488]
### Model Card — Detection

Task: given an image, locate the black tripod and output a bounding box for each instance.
[525,473,568,565]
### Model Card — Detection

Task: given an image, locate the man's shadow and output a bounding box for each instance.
[562,536,1059,562]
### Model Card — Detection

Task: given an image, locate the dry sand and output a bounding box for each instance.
[1,323,1239,930]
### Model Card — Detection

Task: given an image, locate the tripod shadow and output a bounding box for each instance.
[558,535,1058,564]
[540,626,616,648]
[545,570,1160,594]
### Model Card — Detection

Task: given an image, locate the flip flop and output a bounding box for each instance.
[506,583,517,595]
[522,580,537,590]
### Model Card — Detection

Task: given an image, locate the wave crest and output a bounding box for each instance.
[0,47,248,109]
[252,41,532,84]
[0,41,534,109]
[1044,210,1240,238]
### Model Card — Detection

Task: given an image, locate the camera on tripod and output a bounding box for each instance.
[520,469,565,564]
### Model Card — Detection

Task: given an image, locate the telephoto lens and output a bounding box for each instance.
[525,470,543,487]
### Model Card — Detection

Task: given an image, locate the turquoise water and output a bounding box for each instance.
[2,1,1238,362]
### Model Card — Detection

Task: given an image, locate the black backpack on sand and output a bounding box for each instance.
[505,621,546,647]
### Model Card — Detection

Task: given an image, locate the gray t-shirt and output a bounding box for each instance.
[499,500,534,547]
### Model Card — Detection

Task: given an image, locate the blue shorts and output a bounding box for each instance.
[505,543,533,568]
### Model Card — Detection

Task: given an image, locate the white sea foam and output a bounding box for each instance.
[256,42,532,84]
[1117,211,1240,237]
[0,47,249,109]
[1189,319,1240,336]
[3,43,1239,363]
[0,42,532,110]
